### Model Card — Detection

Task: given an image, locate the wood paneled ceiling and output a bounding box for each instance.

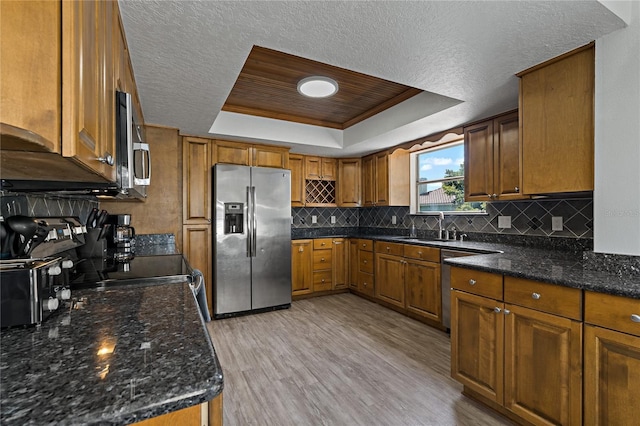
[221,46,423,130]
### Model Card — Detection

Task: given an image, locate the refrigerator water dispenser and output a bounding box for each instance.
[224,203,244,234]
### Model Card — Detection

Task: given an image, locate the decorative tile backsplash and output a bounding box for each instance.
[293,198,593,240]
[0,193,97,224]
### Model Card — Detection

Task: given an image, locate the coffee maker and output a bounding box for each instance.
[105,214,135,252]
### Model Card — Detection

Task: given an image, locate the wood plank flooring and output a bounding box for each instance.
[207,293,513,426]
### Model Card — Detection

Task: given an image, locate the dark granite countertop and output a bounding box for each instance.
[0,280,223,425]
[294,233,640,299]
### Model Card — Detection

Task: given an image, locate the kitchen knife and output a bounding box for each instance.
[86,208,99,228]
[95,210,109,229]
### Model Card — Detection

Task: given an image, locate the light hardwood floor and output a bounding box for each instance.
[207,293,512,426]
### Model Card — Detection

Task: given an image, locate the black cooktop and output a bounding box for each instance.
[70,254,191,289]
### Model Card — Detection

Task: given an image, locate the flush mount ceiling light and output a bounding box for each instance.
[297,76,339,98]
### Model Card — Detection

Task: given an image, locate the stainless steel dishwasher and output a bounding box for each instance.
[441,249,476,331]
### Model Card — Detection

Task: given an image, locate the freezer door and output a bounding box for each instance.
[213,164,252,315]
[251,167,292,309]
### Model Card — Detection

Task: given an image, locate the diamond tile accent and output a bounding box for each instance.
[1,193,98,225]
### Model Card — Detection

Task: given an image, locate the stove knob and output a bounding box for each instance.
[61,260,74,269]
[43,298,59,311]
[48,266,62,276]
[57,288,71,300]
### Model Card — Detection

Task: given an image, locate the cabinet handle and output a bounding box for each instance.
[386,246,390,251]
[469,279,476,286]
[631,314,640,323]
[494,307,502,313]
[98,153,114,166]
[417,251,422,255]
[515,186,519,192]
[503,309,511,315]
[321,258,325,262]
[298,247,303,252]
[492,193,497,199]
[532,292,541,300]
[363,260,367,264]
[321,279,325,283]
[363,282,368,287]
[321,242,326,246]
[362,243,366,247]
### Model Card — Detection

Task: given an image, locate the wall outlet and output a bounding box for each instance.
[311,215,317,224]
[552,216,563,231]
[330,215,336,224]
[391,215,397,225]
[498,215,512,229]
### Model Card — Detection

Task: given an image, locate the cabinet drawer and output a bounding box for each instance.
[358,271,375,296]
[358,239,373,252]
[359,250,374,273]
[585,291,640,337]
[313,238,332,250]
[504,276,582,320]
[374,241,403,256]
[313,270,332,292]
[313,249,332,270]
[450,267,503,300]
[403,244,440,262]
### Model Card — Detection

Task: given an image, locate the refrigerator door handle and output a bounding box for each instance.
[251,186,257,257]
[246,186,252,257]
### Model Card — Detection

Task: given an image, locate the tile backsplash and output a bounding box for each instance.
[293,198,593,240]
[0,193,97,224]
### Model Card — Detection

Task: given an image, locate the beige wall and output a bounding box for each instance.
[100,124,183,251]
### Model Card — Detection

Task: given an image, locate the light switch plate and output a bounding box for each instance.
[552,216,563,231]
[311,215,317,224]
[330,215,336,224]
[391,215,397,225]
[498,216,512,229]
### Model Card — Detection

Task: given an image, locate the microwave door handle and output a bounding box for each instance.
[132,142,151,185]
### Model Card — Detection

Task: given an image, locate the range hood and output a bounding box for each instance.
[0,179,140,200]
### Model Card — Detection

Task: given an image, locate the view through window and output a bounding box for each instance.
[415,140,485,213]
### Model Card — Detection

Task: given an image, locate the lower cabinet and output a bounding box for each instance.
[348,239,359,290]
[451,268,583,426]
[291,240,313,296]
[584,291,640,426]
[182,224,212,316]
[291,238,348,297]
[133,392,222,426]
[375,250,405,308]
[357,239,375,297]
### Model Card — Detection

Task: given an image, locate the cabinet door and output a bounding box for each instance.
[62,0,115,180]
[374,153,389,205]
[405,259,441,322]
[213,140,250,166]
[289,154,305,207]
[504,304,582,426]
[332,239,346,290]
[451,290,504,405]
[1,0,61,153]
[304,156,321,180]
[183,137,212,224]
[320,158,337,180]
[375,253,405,308]
[291,240,313,296]
[584,325,640,426]
[253,145,288,169]
[493,112,522,200]
[183,224,212,316]
[348,239,359,290]
[337,158,361,207]
[520,45,594,194]
[464,120,494,201]
[362,155,376,206]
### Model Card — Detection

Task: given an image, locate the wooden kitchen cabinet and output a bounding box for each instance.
[518,43,594,194]
[212,140,289,168]
[405,258,441,323]
[348,239,359,290]
[451,268,583,426]
[183,137,212,224]
[357,239,375,297]
[584,291,640,426]
[313,238,333,292]
[289,154,305,207]
[362,149,410,206]
[291,240,313,296]
[305,156,336,181]
[337,158,361,207]
[182,224,213,316]
[374,242,405,308]
[464,111,525,201]
[253,144,289,169]
[332,238,347,290]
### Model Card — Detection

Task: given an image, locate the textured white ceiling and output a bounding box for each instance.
[119,0,625,157]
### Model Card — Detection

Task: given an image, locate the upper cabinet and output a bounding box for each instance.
[464,111,525,201]
[337,158,361,207]
[1,0,143,183]
[362,150,410,207]
[212,139,289,169]
[518,43,594,195]
[289,154,305,207]
[183,137,212,225]
[305,156,336,181]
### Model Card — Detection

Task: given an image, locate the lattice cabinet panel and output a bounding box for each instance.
[305,179,336,206]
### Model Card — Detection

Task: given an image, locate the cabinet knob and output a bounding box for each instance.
[298,247,303,252]
[321,258,325,262]
[494,307,502,313]
[515,186,519,192]
[321,242,325,246]
[492,193,497,199]
[503,309,511,315]
[321,279,325,283]
[531,292,541,300]
[631,314,640,323]
[362,243,366,247]
[98,153,114,166]
[363,282,368,287]
[363,260,367,264]
[386,246,390,251]
[469,279,476,286]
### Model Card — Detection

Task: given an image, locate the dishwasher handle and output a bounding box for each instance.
[189,269,211,322]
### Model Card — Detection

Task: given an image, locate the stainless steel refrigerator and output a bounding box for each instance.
[212,164,291,318]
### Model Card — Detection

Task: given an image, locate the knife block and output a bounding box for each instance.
[77,229,107,258]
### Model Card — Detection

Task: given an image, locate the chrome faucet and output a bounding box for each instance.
[437,212,444,239]
[459,233,468,242]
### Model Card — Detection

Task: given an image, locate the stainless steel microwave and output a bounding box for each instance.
[115,91,150,199]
